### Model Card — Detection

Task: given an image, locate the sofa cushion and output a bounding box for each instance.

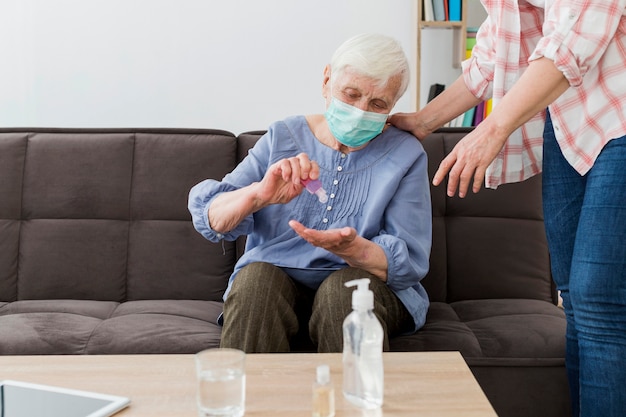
[85,300,224,354]
[390,299,565,359]
[0,299,223,355]
[0,300,119,355]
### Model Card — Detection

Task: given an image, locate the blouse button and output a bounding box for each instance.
[341,153,346,159]
[330,193,335,199]
[337,166,343,172]
[323,218,329,223]
[326,206,332,211]
[333,179,339,185]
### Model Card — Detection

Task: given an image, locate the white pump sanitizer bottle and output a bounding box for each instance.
[342,278,384,409]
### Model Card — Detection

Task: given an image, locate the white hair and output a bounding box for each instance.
[329,33,410,102]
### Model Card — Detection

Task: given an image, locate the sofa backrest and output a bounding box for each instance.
[0,127,556,306]
[237,129,557,305]
[0,128,238,303]
[421,129,555,304]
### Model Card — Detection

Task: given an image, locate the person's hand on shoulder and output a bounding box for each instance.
[388,112,429,140]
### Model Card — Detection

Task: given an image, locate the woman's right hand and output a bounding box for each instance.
[256,153,320,206]
[388,112,429,140]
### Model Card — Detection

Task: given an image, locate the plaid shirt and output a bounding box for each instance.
[462,0,626,188]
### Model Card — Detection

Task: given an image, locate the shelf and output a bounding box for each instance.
[416,0,468,109]
[419,20,464,29]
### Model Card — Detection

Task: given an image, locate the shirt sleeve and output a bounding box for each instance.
[371,140,432,292]
[462,15,496,100]
[530,0,626,87]
[187,129,275,242]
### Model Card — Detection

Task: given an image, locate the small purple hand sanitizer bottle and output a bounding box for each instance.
[301,178,328,203]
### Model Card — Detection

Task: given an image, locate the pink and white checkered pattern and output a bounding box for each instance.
[462,0,626,188]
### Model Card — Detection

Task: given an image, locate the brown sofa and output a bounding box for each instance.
[0,127,569,417]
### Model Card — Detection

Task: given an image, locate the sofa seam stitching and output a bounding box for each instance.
[124,133,137,302]
[15,132,31,302]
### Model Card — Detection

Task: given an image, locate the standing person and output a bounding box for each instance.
[189,34,431,354]
[390,1,626,416]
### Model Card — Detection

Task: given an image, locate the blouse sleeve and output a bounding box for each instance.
[372,140,432,292]
[531,0,626,87]
[188,130,274,242]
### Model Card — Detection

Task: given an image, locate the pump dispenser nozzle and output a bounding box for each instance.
[345,278,374,311]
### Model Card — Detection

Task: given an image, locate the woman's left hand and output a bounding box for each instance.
[289,220,389,280]
[433,122,507,197]
[288,220,357,255]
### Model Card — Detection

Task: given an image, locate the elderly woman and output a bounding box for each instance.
[188,33,431,353]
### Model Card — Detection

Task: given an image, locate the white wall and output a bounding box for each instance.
[0,0,417,135]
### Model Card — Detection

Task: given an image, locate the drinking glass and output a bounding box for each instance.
[195,348,245,417]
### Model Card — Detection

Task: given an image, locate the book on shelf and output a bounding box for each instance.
[427,83,446,102]
[466,27,478,58]
[424,0,463,23]
[423,0,434,21]
[484,98,493,118]
[432,0,445,21]
[449,113,466,127]
[466,37,477,51]
[449,0,462,21]
[457,98,493,128]
[461,107,475,127]
[472,101,486,126]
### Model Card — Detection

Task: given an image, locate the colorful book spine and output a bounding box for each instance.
[448,0,461,21]
[466,37,477,51]
[473,101,486,126]
[423,0,434,21]
[466,28,478,59]
[462,107,476,127]
[484,98,493,118]
[432,0,445,21]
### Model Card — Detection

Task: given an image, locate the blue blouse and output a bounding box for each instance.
[188,116,432,331]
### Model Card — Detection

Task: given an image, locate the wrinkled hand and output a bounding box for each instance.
[388,112,427,140]
[433,127,507,197]
[258,153,320,206]
[289,220,357,256]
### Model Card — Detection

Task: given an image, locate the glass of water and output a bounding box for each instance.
[195,348,246,417]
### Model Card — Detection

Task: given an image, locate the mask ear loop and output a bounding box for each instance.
[325,70,334,106]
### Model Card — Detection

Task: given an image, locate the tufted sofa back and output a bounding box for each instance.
[0,127,556,307]
[0,128,238,304]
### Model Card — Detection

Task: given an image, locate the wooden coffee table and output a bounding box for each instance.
[0,352,496,416]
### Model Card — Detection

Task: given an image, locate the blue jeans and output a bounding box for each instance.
[542,112,626,417]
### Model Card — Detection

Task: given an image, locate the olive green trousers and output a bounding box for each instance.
[219,262,413,353]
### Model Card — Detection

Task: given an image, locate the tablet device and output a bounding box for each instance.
[0,380,130,417]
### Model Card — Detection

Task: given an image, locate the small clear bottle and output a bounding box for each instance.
[312,364,335,417]
[301,178,328,203]
[342,278,384,409]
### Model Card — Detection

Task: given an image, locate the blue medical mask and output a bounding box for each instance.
[324,98,388,148]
